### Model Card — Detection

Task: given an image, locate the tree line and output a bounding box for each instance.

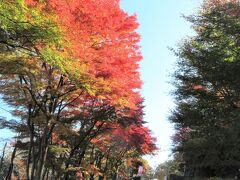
[170,0,240,179]
[0,0,157,179]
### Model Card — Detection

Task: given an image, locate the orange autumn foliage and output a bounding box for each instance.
[25,0,142,109]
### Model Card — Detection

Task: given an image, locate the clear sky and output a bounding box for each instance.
[0,100,13,147]
[121,0,202,168]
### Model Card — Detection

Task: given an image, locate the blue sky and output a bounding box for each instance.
[0,100,13,147]
[121,0,202,168]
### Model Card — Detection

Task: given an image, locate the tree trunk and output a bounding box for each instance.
[31,138,36,179]
[5,145,17,180]
[26,128,34,180]
[35,137,49,180]
[90,174,94,180]
[35,122,52,180]
[112,166,119,180]
[0,143,7,171]
[64,141,89,180]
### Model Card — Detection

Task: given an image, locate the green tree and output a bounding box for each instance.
[171,1,240,178]
[154,159,183,180]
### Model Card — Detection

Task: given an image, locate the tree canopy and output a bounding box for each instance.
[170,0,240,178]
[0,0,157,179]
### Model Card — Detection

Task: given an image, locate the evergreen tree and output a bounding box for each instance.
[171,1,240,178]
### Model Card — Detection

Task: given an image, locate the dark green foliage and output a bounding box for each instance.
[171,2,240,178]
[154,159,184,179]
